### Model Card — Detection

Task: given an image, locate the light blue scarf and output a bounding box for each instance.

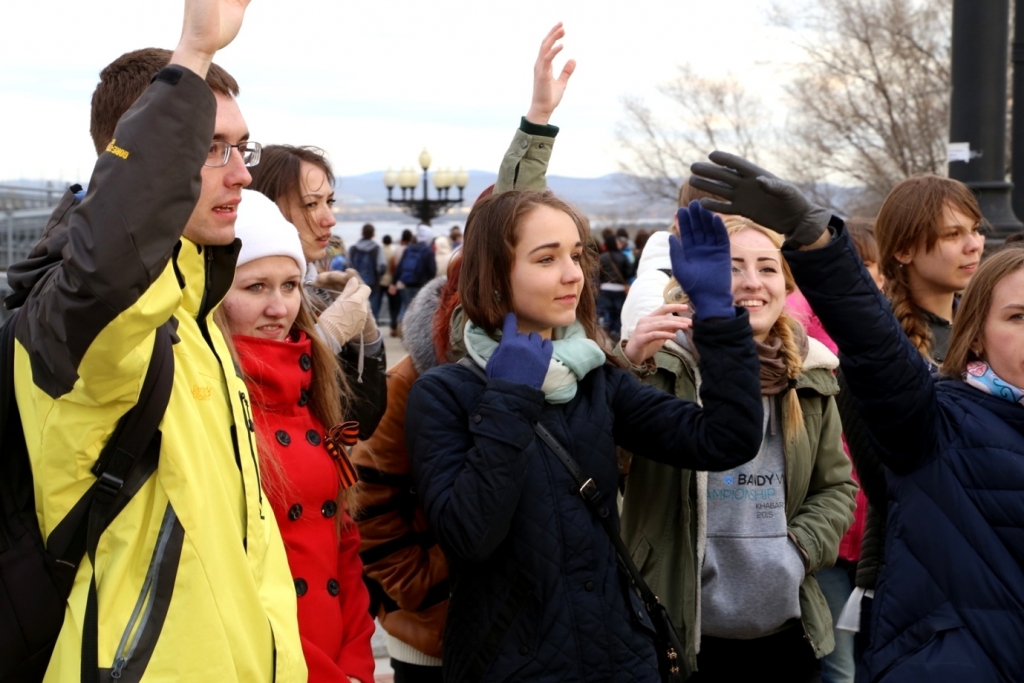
[964,361,1024,407]
[464,320,606,404]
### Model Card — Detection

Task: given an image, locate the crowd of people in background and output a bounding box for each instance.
[4,3,1024,683]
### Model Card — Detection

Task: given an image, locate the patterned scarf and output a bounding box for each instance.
[464,320,606,404]
[964,361,1024,406]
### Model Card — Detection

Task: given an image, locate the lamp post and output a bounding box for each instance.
[383,148,468,225]
[948,0,1022,237]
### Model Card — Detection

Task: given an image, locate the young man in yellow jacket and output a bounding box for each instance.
[10,1,306,680]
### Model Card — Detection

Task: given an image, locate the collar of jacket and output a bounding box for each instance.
[657,335,839,397]
[233,331,312,413]
[175,237,241,321]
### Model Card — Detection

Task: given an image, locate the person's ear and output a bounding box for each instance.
[894,249,914,266]
[970,337,985,359]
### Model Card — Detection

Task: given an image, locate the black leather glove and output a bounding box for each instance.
[689,151,832,248]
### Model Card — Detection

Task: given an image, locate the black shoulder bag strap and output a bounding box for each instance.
[78,324,176,683]
[457,358,689,681]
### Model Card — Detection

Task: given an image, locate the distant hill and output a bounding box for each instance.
[335,171,668,220]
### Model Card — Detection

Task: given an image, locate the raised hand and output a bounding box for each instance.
[669,201,735,321]
[689,151,831,248]
[171,0,251,78]
[486,313,554,390]
[623,303,692,366]
[525,22,577,126]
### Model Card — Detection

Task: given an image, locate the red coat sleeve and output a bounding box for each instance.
[335,512,376,683]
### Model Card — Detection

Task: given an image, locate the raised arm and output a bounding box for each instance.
[19,0,250,399]
[495,23,575,193]
[614,202,763,470]
[689,152,940,473]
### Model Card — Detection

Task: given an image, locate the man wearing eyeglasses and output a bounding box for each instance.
[7,1,306,681]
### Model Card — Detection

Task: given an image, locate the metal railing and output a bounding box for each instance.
[0,183,65,211]
[1,208,51,270]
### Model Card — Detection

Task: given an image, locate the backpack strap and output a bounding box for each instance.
[78,323,176,683]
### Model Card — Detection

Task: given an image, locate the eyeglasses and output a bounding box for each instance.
[205,140,262,168]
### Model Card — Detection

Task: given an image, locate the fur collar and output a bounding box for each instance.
[402,275,447,375]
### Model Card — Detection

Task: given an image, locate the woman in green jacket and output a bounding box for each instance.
[619,208,857,681]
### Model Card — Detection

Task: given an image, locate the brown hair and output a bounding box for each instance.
[942,248,1024,378]
[846,218,879,264]
[432,252,464,364]
[90,47,239,156]
[679,177,725,208]
[457,191,612,358]
[875,175,982,361]
[248,145,335,227]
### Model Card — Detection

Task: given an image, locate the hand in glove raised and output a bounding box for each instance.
[689,151,831,248]
[318,277,370,346]
[486,313,554,391]
[669,201,735,321]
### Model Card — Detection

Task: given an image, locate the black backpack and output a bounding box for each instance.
[350,243,380,287]
[0,308,174,682]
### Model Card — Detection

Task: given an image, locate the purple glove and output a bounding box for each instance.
[486,313,554,390]
[669,201,735,321]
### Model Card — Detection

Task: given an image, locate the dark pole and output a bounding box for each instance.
[1012,0,1024,220]
[949,0,1022,237]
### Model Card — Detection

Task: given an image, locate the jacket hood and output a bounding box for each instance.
[620,231,673,339]
[352,238,378,251]
[402,275,447,375]
[636,230,672,276]
[659,333,840,396]
[795,337,840,395]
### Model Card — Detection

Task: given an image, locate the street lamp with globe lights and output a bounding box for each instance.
[383,148,468,225]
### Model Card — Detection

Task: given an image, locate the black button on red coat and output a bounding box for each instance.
[288,504,302,521]
[321,500,337,518]
[327,579,340,596]
[294,578,308,597]
[306,430,321,446]
[299,353,312,371]
[276,430,290,446]
[298,389,309,407]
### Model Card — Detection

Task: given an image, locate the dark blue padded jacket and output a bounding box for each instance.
[406,312,763,682]
[786,223,1024,683]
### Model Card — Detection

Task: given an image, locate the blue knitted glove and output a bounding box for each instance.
[669,201,736,321]
[486,313,554,390]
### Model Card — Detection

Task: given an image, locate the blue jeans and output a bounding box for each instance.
[370,285,384,321]
[398,286,421,324]
[818,562,855,683]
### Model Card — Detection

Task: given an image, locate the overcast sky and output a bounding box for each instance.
[0,0,804,183]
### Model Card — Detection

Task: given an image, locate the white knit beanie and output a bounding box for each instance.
[234,190,307,273]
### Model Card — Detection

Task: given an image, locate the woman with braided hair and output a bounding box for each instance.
[876,175,984,368]
[618,207,856,681]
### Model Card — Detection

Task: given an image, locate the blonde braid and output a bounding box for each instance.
[885,274,934,363]
[775,313,806,445]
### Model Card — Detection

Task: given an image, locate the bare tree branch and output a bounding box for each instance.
[615,64,767,208]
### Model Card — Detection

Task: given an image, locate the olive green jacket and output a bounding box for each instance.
[619,337,856,674]
[495,117,558,194]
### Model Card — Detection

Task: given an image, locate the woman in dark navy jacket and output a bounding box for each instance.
[690,152,1024,683]
[405,191,765,682]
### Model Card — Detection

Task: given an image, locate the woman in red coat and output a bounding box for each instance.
[218,190,376,683]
